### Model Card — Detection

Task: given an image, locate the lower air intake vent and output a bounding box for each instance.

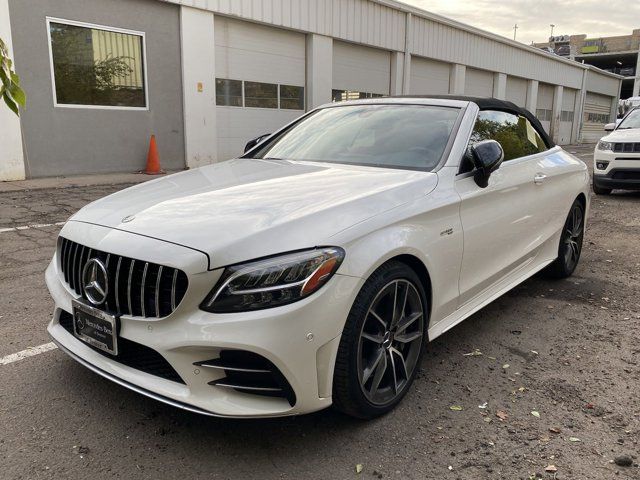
[195,350,296,406]
[59,310,184,384]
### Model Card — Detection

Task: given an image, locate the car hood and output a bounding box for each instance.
[602,128,640,142]
[71,158,437,269]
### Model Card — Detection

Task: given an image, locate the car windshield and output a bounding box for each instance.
[618,109,640,129]
[251,104,460,171]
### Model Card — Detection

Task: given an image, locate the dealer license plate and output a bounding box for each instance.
[72,300,118,356]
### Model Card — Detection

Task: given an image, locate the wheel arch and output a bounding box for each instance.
[387,254,433,320]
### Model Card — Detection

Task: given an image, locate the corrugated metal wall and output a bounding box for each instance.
[505,76,527,107]
[409,56,450,95]
[583,92,613,142]
[332,40,390,93]
[464,68,493,97]
[174,0,405,51]
[410,16,584,89]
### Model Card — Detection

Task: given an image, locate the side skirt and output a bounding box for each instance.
[427,257,555,341]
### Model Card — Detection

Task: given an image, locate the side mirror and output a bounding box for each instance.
[604,123,616,132]
[470,140,504,188]
[244,133,271,153]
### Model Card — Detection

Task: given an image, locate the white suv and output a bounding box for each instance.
[593,108,640,195]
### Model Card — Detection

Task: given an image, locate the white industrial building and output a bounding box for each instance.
[1,0,623,180]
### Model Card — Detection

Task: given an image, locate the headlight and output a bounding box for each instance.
[200,247,345,313]
[597,141,614,151]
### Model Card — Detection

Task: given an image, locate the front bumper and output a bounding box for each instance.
[47,223,363,417]
[593,149,640,190]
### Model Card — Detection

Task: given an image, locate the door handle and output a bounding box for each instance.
[534,173,547,185]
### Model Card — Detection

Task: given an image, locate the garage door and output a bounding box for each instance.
[215,17,306,160]
[536,83,554,134]
[332,41,390,100]
[465,68,493,97]
[506,76,527,107]
[559,88,577,145]
[410,57,450,95]
[582,92,613,143]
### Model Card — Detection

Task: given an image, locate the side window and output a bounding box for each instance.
[469,110,548,162]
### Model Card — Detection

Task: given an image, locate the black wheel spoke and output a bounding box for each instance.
[368,351,387,397]
[363,348,385,384]
[395,330,423,344]
[361,332,384,344]
[357,278,425,405]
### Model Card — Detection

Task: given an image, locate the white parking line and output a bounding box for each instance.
[0,222,65,234]
[0,342,58,366]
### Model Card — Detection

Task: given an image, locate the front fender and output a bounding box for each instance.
[331,191,463,328]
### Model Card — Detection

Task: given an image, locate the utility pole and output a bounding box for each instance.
[513,24,518,41]
[550,24,555,39]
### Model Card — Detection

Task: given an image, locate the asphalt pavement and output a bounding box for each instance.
[0,146,638,479]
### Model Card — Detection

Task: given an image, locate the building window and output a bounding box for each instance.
[585,112,610,124]
[536,109,552,122]
[244,81,278,108]
[279,85,304,110]
[216,78,242,107]
[561,110,574,122]
[47,18,147,109]
[332,90,385,102]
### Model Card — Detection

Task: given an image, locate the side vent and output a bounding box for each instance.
[194,350,296,406]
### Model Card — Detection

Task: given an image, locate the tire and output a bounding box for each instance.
[543,198,585,279]
[592,181,612,195]
[332,261,428,419]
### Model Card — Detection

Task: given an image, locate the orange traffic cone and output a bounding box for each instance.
[143,135,165,175]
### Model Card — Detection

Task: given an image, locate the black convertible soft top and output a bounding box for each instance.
[393,95,555,148]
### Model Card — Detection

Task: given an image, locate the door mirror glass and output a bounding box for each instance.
[604,123,616,132]
[244,134,271,153]
[470,140,504,188]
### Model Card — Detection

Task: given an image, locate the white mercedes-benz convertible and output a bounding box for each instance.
[47,96,589,419]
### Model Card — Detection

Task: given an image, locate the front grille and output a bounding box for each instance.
[59,237,188,318]
[613,142,640,153]
[195,350,296,406]
[59,311,185,384]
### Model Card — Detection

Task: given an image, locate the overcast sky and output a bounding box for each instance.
[404,0,640,45]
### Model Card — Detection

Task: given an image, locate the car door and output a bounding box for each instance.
[455,110,550,306]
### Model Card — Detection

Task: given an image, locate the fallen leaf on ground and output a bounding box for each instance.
[531,411,540,418]
[463,349,483,356]
[545,465,558,473]
[355,464,363,474]
[549,427,562,434]
[496,410,509,421]
[502,364,510,369]
[569,437,581,442]
[450,405,463,411]
[478,402,488,409]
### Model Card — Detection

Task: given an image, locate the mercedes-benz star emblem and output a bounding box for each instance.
[82,258,109,305]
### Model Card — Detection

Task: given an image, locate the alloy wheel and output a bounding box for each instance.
[563,203,584,271]
[357,279,425,406]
